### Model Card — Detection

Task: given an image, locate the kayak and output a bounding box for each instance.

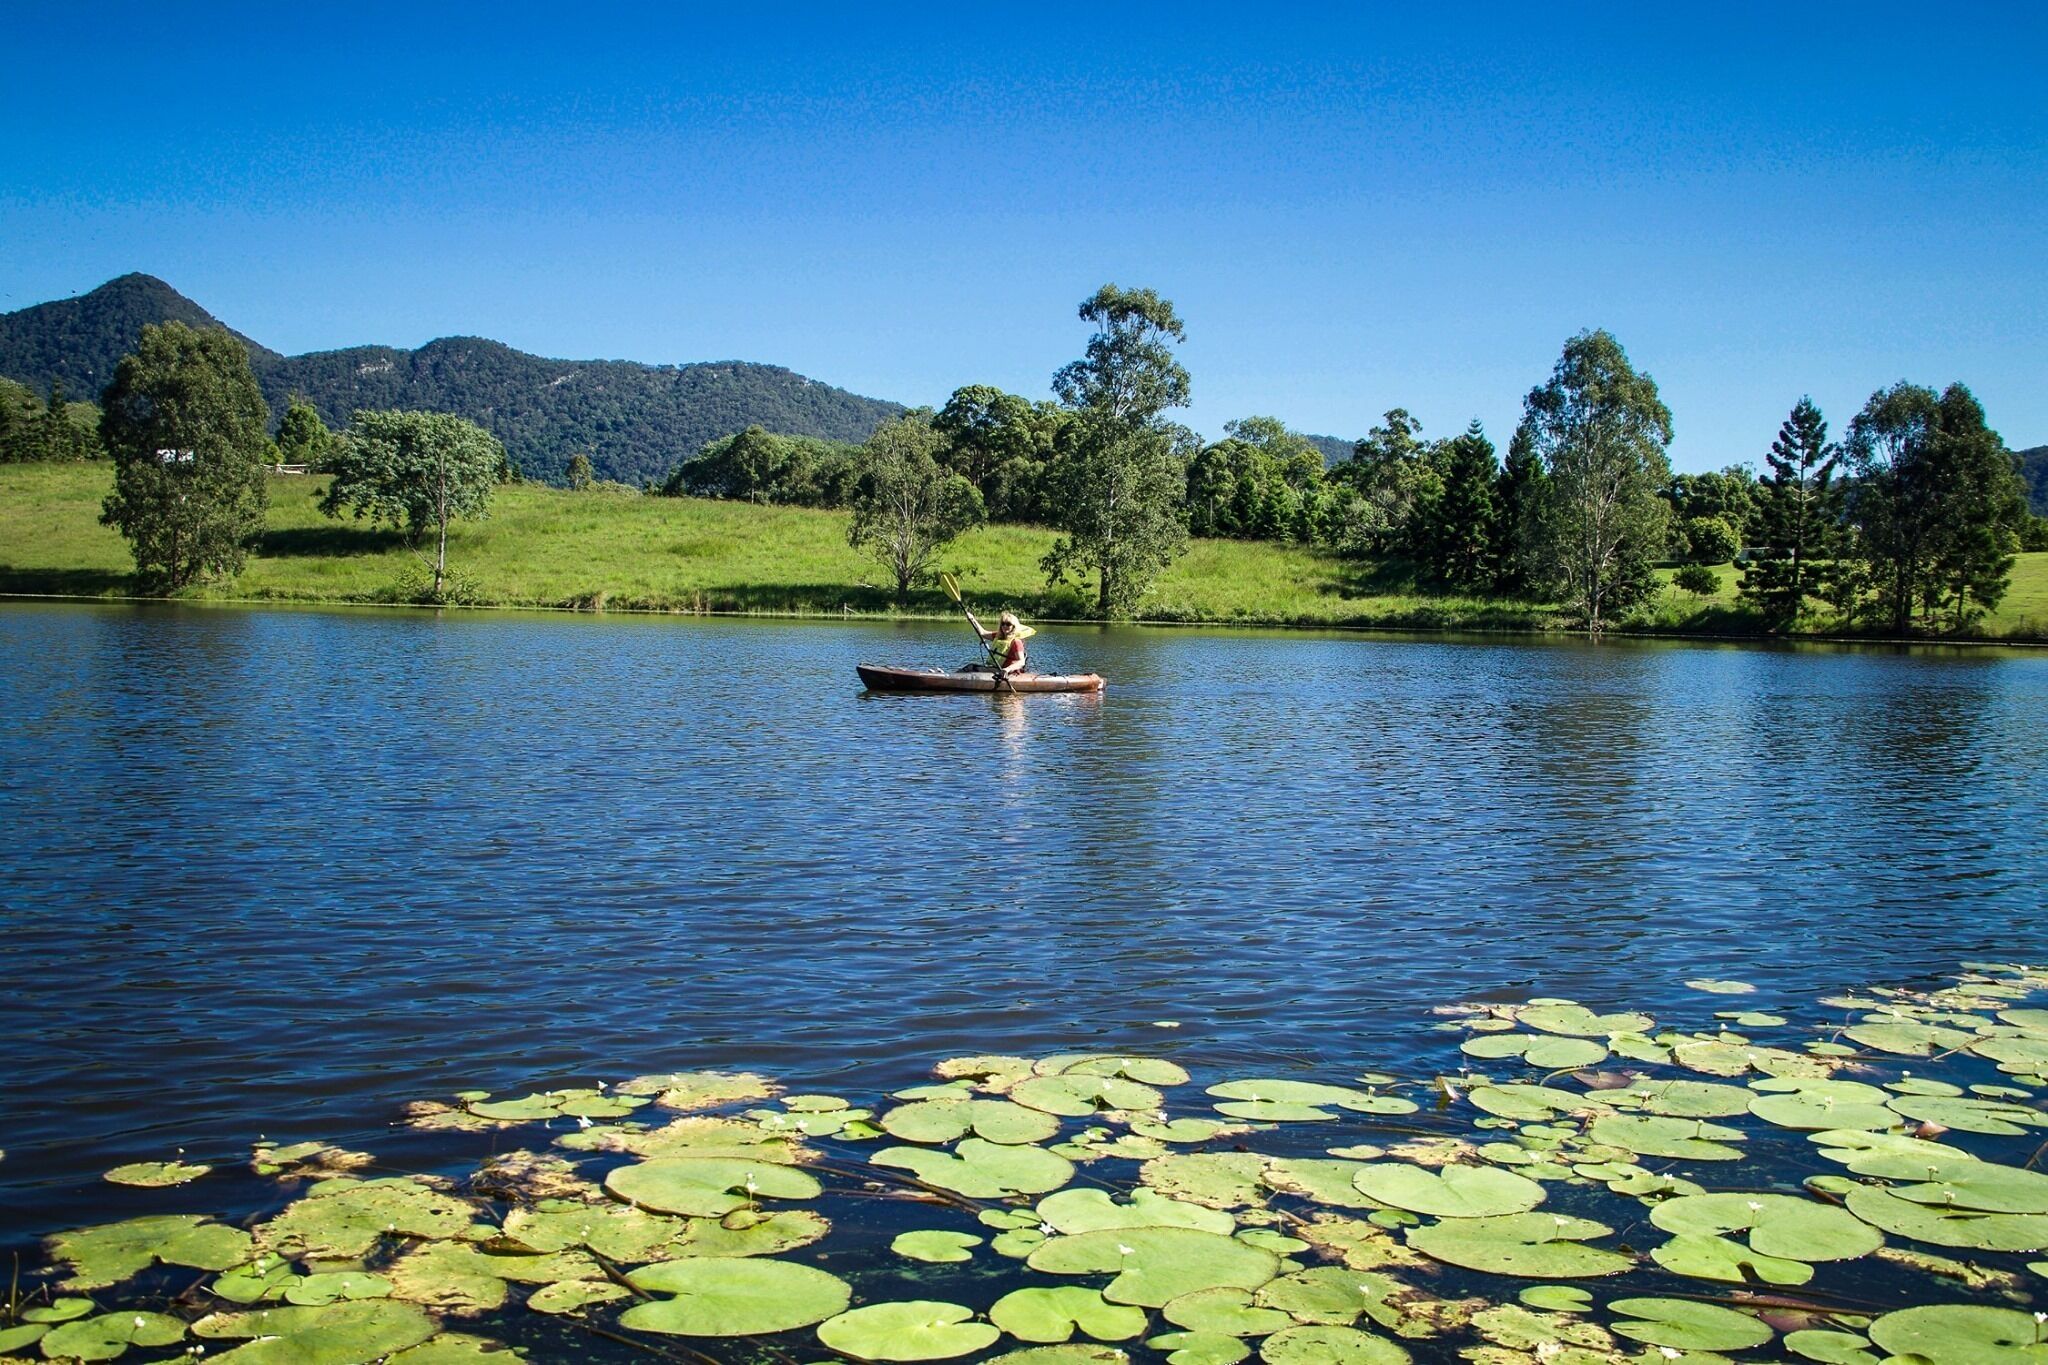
[857,664,1105,694]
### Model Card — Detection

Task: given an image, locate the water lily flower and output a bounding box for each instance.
[1117,1244,1134,1257]
[1746,1200,1763,1212]
[1038,1222,1056,1235]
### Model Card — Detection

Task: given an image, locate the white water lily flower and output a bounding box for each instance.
[1038,1222,1056,1235]
[575,1115,592,1129]
[135,1317,147,1328]
[1747,1200,1763,1212]
[1117,1244,1135,1257]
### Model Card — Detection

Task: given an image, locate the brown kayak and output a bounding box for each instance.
[857,664,1105,694]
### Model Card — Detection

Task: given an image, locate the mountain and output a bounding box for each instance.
[2017,445,2048,516]
[0,275,903,486]
[1303,433,1354,465]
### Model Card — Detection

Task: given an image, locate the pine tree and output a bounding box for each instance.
[1426,420,1499,590]
[1738,398,1841,630]
[1491,424,1543,595]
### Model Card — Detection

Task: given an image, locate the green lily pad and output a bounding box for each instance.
[1585,1115,1746,1160]
[670,1208,830,1257]
[103,1159,211,1188]
[1649,1192,1882,1260]
[1517,1003,1654,1036]
[285,1271,393,1306]
[1843,1019,1979,1056]
[1466,1084,1589,1121]
[617,1258,850,1335]
[1607,1298,1772,1351]
[1160,1288,1292,1338]
[1749,1077,1899,1131]
[1039,1187,1236,1235]
[1010,1074,1165,1116]
[1253,1268,1400,1327]
[991,1286,1148,1343]
[1405,1213,1630,1278]
[1866,1303,2048,1363]
[616,1071,775,1111]
[1684,980,1756,995]
[38,1312,185,1362]
[1649,1232,1813,1285]
[892,1229,983,1263]
[817,1300,1000,1361]
[1517,1285,1593,1312]
[258,1178,475,1258]
[1973,1036,2048,1075]
[49,1215,255,1289]
[385,1334,518,1362]
[1262,1159,1383,1211]
[0,1324,45,1353]
[1052,1055,1193,1086]
[934,1054,1036,1083]
[1460,1034,1610,1069]
[604,1156,820,1216]
[1783,1328,1879,1365]
[1349,1164,1545,1218]
[192,1300,439,1363]
[1207,1080,1414,1117]
[1808,1128,1968,1166]
[500,1201,685,1261]
[880,1098,1061,1145]
[21,1299,95,1325]
[211,1259,297,1304]
[1887,1094,2048,1135]
[1847,1152,2048,1213]
[1141,1153,1270,1209]
[525,1279,630,1314]
[1606,1079,1754,1117]
[1844,1185,2048,1251]
[1149,1332,1251,1365]
[1258,1324,1411,1363]
[1131,1117,1244,1144]
[1029,1227,1281,1307]
[875,1138,1074,1198]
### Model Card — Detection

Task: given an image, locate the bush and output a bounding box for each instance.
[1673,563,1722,596]
[1681,515,1740,564]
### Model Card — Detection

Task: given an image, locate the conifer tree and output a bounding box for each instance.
[1739,397,1841,629]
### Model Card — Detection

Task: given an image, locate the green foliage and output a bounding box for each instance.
[98,322,271,589]
[1408,420,1499,589]
[1327,409,1428,556]
[1672,563,1721,596]
[1677,514,1739,564]
[1490,424,1544,595]
[1186,417,1326,543]
[847,411,986,599]
[933,385,1069,522]
[663,424,861,506]
[0,376,104,463]
[321,410,501,544]
[274,396,334,470]
[1660,466,1758,548]
[565,453,594,490]
[1740,397,1843,629]
[1516,329,1674,627]
[2014,444,2048,515]
[1042,284,1192,616]
[1846,381,2029,633]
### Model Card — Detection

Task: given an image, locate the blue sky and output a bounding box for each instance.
[3,3,2042,468]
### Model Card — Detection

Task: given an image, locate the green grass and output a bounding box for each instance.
[2,461,2041,640]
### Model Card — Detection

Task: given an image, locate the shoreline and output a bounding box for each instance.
[4,587,2040,651]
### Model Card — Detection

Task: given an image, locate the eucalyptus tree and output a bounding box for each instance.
[321,409,503,601]
[1041,285,1191,617]
[933,385,1069,522]
[847,410,985,601]
[1515,330,1673,628]
[98,322,271,589]
[1738,398,1842,629]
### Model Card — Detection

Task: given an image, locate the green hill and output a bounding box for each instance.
[0,274,904,487]
[2017,445,2048,516]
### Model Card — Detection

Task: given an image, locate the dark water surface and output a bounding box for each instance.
[2,602,2044,1236]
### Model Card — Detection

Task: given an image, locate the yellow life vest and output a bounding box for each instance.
[987,624,1035,667]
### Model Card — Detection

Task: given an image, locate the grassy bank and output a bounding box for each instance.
[2,461,2042,640]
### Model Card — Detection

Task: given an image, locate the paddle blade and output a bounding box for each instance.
[939,572,962,603]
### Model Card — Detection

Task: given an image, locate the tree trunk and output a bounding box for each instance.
[1097,564,1112,616]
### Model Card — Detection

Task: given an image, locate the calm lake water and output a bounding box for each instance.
[2,602,2044,1240]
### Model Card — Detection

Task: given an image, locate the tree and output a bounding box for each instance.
[1673,563,1721,596]
[1738,398,1842,629]
[565,453,595,490]
[1186,417,1325,541]
[933,385,1069,521]
[321,409,503,600]
[1516,330,1674,628]
[98,322,271,589]
[847,411,984,601]
[1331,409,1428,556]
[1845,382,2026,634]
[275,396,335,469]
[1041,285,1192,616]
[1410,420,1499,589]
[1679,515,1740,564]
[1490,424,1544,595]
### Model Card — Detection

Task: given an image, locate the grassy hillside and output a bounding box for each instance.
[3,461,2043,639]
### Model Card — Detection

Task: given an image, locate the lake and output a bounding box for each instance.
[1,602,2043,1360]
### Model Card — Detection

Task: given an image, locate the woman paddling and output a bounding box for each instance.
[965,609,1034,682]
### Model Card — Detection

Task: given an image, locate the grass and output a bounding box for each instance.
[2,461,2041,641]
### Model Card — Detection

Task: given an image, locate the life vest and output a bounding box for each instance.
[987,624,1035,668]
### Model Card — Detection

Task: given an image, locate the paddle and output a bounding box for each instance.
[939,572,1011,691]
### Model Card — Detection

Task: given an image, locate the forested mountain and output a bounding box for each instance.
[0,275,903,485]
[2018,445,2048,515]
[1303,433,1353,465]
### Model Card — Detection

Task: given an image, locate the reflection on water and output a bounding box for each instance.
[0,603,2044,1232]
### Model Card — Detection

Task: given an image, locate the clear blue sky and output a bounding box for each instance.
[3,3,2042,468]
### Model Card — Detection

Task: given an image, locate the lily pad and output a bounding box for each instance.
[1783,1328,1879,1365]
[1648,1192,1882,1260]
[1350,1164,1545,1218]
[1684,980,1756,995]
[617,1258,850,1335]
[892,1229,983,1263]
[525,1279,630,1314]
[1262,1159,1383,1211]
[1029,1227,1281,1307]
[1516,1003,1654,1036]
[1843,1185,2048,1251]
[1749,1077,1899,1131]
[1255,1268,1401,1326]
[1607,1298,1772,1351]
[104,1159,211,1188]
[1585,1115,1746,1160]
[1052,1055,1193,1086]
[1405,1213,1630,1278]
[259,1178,475,1258]
[991,1286,1148,1343]
[880,1098,1061,1145]
[1141,1153,1270,1209]
[38,1311,185,1362]
[1606,1079,1754,1118]
[616,1071,776,1111]
[1649,1232,1813,1285]
[1866,1303,2048,1363]
[1517,1285,1593,1312]
[49,1215,254,1289]
[1460,1034,1610,1069]
[1162,1288,1293,1338]
[1847,1152,2048,1214]
[1207,1080,1414,1117]
[192,1300,439,1363]
[1011,1074,1165,1116]
[1039,1187,1236,1235]
[1258,1324,1412,1363]
[1466,1084,1589,1121]
[816,1300,1000,1361]
[1887,1094,2048,1135]
[875,1138,1074,1198]
[604,1156,820,1216]
[285,1271,394,1306]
